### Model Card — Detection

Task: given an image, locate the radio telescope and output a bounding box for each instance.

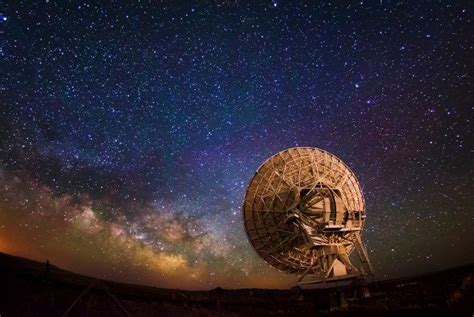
[243,147,373,285]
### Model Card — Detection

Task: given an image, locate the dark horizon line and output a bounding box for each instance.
[1,250,472,292]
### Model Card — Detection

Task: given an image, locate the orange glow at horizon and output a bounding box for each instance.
[0,175,295,290]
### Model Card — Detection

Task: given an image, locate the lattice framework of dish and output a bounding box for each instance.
[243,147,373,280]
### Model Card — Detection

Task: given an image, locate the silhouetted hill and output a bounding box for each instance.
[0,252,472,316]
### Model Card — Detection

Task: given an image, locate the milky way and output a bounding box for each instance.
[0,1,472,290]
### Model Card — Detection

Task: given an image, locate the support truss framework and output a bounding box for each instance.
[243,147,374,284]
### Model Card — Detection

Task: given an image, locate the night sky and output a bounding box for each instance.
[0,1,472,290]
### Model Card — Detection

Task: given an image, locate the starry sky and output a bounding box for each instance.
[0,1,472,290]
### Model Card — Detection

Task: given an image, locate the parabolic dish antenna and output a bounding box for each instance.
[243,147,373,285]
